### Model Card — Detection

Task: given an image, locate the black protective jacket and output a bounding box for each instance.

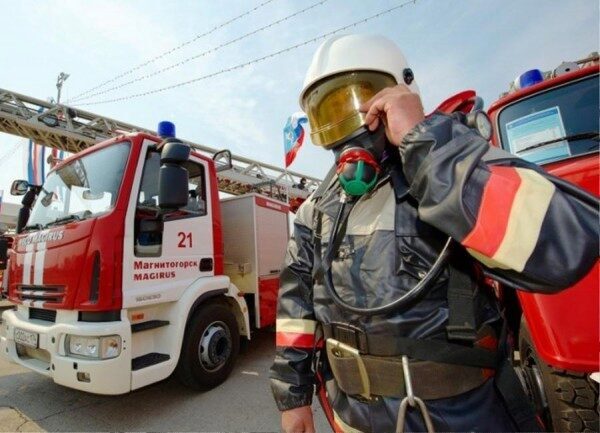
[269,113,598,432]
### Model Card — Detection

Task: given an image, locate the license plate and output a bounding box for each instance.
[14,328,38,348]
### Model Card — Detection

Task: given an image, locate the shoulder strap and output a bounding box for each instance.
[445,260,478,343]
[311,164,341,282]
[312,209,324,282]
[313,164,338,200]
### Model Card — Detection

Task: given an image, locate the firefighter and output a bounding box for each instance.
[269,34,599,433]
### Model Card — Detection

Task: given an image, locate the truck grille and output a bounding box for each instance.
[16,285,65,305]
[29,308,56,322]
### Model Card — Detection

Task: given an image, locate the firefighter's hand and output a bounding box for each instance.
[281,406,315,433]
[361,84,425,146]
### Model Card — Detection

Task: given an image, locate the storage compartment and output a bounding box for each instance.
[221,194,289,328]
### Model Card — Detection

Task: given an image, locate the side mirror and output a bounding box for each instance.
[10,180,29,196]
[213,149,233,173]
[158,139,190,210]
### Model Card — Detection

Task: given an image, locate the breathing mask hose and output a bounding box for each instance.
[323,193,453,317]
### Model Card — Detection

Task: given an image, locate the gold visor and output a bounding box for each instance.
[302,71,396,148]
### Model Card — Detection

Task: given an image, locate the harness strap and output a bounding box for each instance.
[312,164,339,201]
[312,210,324,282]
[311,164,339,283]
[494,323,543,432]
[328,352,490,400]
[446,261,478,343]
[322,323,497,369]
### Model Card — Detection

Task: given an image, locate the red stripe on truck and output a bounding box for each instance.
[255,197,289,214]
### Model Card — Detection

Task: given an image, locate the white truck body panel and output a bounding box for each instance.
[221,194,288,328]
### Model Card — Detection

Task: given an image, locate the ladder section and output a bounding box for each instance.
[0,88,319,202]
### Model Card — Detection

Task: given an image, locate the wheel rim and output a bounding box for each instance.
[521,345,551,427]
[198,320,232,372]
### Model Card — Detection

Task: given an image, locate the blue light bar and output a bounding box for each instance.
[517,69,544,89]
[158,121,176,138]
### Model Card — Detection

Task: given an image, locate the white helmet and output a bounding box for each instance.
[300,34,419,147]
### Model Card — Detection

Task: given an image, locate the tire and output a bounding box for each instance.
[176,302,240,390]
[519,319,599,432]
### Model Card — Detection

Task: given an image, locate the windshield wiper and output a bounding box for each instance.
[44,214,82,228]
[519,131,599,154]
[22,223,44,232]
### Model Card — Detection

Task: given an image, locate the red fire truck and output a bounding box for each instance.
[487,54,599,432]
[0,128,293,394]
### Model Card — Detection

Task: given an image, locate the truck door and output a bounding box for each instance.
[122,143,214,308]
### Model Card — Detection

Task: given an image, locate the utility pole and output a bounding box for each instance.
[56,72,70,104]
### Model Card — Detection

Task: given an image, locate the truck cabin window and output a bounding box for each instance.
[27,142,130,229]
[498,75,599,165]
[136,151,207,217]
[135,150,207,257]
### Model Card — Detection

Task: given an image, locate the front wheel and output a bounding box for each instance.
[176,302,240,390]
[519,319,599,432]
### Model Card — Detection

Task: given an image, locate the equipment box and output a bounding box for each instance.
[221,194,289,328]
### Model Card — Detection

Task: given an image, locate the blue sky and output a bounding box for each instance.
[0,0,598,203]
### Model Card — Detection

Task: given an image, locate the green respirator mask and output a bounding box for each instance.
[333,126,387,197]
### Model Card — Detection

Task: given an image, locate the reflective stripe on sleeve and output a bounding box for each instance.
[276,318,317,334]
[276,318,317,348]
[275,332,316,348]
[463,167,555,271]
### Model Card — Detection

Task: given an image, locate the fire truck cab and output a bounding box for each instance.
[487,54,599,431]
[0,128,289,394]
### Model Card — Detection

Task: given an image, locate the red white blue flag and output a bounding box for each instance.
[283,112,308,168]
[27,140,46,185]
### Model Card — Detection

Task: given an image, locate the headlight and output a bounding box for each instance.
[66,335,121,359]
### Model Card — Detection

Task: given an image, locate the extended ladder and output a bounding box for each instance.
[0,88,320,204]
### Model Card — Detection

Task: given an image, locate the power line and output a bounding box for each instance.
[67,0,277,102]
[76,0,421,107]
[72,0,329,103]
[0,141,25,170]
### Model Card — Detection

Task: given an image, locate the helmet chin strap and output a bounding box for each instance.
[333,125,388,197]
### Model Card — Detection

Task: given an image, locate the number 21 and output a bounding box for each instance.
[178,232,193,248]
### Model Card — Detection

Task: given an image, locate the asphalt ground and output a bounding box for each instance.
[0,309,329,432]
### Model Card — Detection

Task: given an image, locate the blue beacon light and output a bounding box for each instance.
[518,69,544,89]
[158,121,176,138]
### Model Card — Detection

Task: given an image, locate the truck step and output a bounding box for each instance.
[131,320,170,333]
[131,353,170,371]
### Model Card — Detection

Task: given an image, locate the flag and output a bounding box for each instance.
[27,140,46,185]
[283,112,308,168]
[25,107,52,185]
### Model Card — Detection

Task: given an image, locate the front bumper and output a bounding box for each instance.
[1,306,132,395]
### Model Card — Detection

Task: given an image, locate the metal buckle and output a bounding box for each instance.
[396,356,435,433]
[326,338,371,400]
[328,322,368,353]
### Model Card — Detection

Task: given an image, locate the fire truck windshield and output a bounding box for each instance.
[27,142,130,228]
[498,74,599,165]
